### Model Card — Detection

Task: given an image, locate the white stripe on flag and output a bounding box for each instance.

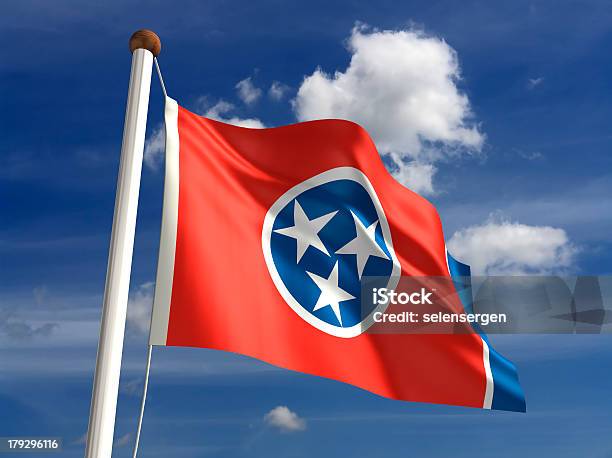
[149,97,180,346]
[482,339,494,409]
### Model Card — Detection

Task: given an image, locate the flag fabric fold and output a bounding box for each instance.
[149,97,526,412]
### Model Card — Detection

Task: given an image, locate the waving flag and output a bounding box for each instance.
[149,97,526,411]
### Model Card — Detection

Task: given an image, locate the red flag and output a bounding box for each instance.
[149,98,525,411]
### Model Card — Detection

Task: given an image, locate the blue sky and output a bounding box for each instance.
[1,0,612,456]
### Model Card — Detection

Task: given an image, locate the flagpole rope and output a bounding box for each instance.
[131,55,165,458]
[154,57,168,98]
[132,344,153,458]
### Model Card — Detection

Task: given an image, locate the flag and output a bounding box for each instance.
[149,97,526,411]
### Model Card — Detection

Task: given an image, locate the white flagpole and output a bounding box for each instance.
[85,30,161,458]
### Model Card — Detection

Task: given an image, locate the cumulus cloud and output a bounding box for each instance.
[268,81,290,101]
[387,156,436,196]
[264,406,306,432]
[293,25,483,195]
[204,100,265,129]
[126,282,154,334]
[236,77,262,105]
[144,124,165,171]
[447,215,577,275]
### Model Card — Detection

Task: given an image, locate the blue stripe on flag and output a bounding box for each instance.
[447,252,526,412]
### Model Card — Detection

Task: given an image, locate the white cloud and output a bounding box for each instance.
[114,433,132,447]
[387,155,435,196]
[120,377,143,396]
[527,77,544,90]
[205,100,265,129]
[514,148,543,160]
[293,25,483,195]
[269,81,290,101]
[0,302,57,342]
[264,406,306,432]
[144,124,165,171]
[126,282,154,334]
[447,215,577,275]
[236,77,262,105]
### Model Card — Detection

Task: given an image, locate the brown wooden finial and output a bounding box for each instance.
[129,30,161,57]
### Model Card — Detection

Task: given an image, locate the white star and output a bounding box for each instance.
[274,200,337,263]
[306,261,355,326]
[335,211,389,278]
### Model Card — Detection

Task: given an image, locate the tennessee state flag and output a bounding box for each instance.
[149,97,526,412]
